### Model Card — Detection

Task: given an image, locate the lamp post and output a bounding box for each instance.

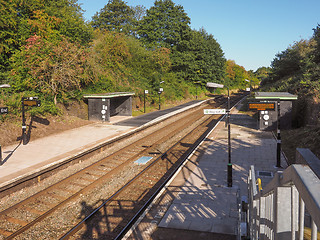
[158,81,164,110]
[0,84,11,162]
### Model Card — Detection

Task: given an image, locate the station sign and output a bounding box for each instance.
[248,102,275,111]
[0,107,8,114]
[204,109,226,115]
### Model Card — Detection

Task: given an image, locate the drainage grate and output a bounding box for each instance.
[257,171,273,177]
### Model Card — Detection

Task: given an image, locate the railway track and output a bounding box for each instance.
[0,93,245,239]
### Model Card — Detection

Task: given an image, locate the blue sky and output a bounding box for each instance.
[77,0,320,71]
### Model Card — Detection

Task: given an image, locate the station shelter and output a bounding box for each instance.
[206,82,224,93]
[252,92,298,131]
[83,92,135,122]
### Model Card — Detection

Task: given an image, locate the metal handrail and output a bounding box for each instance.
[248,163,320,240]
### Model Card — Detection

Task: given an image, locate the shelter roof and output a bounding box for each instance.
[255,92,297,100]
[83,92,135,99]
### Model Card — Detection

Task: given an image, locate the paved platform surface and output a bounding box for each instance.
[0,101,203,190]
[115,100,201,127]
[0,121,135,189]
[125,101,288,239]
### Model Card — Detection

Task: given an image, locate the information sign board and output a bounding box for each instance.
[204,109,226,115]
[0,107,8,114]
[23,100,41,107]
[248,102,275,111]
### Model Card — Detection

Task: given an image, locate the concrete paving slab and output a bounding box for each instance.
[158,101,288,236]
[0,122,135,188]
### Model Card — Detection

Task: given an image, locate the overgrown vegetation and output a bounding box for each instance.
[261,24,320,126]
[0,0,259,120]
[259,24,320,160]
[1,0,318,160]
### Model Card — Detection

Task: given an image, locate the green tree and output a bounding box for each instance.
[0,0,18,72]
[132,5,146,22]
[255,66,272,86]
[271,39,315,81]
[138,0,191,49]
[91,0,135,35]
[173,28,225,85]
[312,24,320,63]
[43,0,93,45]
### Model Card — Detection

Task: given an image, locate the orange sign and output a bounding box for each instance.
[248,102,275,111]
[23,100,41,107]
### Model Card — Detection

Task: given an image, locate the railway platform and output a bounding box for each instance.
[124,100,288,240]
[0,96,289,239]
[0,100,203,193]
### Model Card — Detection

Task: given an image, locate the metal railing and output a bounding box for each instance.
[247,149,320,240]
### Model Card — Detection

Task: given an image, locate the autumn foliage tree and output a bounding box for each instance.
[10,35,92,105]
[1,0,255,117]
[225,60,257,88]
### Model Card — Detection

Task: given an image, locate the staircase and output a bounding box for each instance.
[245,148,320,240]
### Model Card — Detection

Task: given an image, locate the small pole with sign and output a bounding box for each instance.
[158,90,161,110]
[0,107,8,160]
[21,97,41,145]
[195,81,200,99]
[227,88,232,187]
[0,84,11,161]
[144,90,148,113]
[158,81,164,110]
[276,99,281,168]
[22,98,27,145]
[203,104,230,186]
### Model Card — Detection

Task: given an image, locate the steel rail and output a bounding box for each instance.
[60,94,245,239]
[0,98,227,239]
[116,93,247,240]
[60,108,223,239]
